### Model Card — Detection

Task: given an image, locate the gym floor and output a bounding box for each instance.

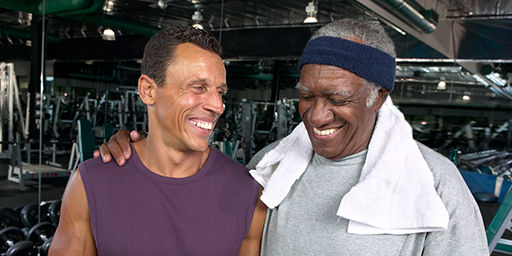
[0,162,510,255]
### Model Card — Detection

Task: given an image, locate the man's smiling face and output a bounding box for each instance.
[298,64,386,160]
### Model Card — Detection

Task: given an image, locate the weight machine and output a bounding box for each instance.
[1,63,70,190]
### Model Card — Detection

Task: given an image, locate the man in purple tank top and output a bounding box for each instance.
[49,27,266,256]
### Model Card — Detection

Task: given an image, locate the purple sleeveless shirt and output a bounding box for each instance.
[79,144,260,256]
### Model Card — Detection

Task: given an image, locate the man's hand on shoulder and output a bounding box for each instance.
[93,130,146,166]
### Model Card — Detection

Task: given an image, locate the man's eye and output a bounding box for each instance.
[329,98,348,105]
[193,85,206,92]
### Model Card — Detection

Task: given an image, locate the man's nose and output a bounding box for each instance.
[308,98,333,127]
[204,90,224,115]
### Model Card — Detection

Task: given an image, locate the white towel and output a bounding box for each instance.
[249,122,313,209]
[249,97,449,235]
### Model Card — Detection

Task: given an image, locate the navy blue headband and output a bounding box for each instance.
[298,36,396,91]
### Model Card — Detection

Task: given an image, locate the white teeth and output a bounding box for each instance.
[313,127,339,136]
[191,120,213,130]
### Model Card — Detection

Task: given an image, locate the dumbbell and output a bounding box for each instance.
[48,200,61,225]
[0,208,20,229]
[28,222,56,256]
[0,227,37,256]
[20,203,51,228]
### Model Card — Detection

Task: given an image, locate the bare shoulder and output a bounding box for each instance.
[48,170,97,256]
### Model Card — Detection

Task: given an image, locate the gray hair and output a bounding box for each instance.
[310,19,395,108]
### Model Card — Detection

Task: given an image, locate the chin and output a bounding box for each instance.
[189,142,210,152]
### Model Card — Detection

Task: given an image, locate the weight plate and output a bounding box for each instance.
[0,208,19,229]
[5,240,38,256]
[40,237,53,256]
[48,201,61,225]
[28,222,55,246]
[0,227,25,253]
[20,204,38,228]
[40,202,51,223]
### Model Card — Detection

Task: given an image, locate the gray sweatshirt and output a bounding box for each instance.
[247,141,489,256]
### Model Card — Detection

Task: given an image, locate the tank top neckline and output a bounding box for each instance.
[129,142,217,185]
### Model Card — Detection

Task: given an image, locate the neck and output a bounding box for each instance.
[134,134,210,178]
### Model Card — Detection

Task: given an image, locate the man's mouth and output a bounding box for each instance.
[313,127,340,136]
[190,120,213,130]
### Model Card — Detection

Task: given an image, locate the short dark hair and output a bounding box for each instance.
[141,27,222,86]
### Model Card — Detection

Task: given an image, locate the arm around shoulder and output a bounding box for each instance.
[49,170,97,256]
[239,187,267,256]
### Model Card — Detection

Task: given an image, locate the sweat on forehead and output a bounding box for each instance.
[298,36,396,91]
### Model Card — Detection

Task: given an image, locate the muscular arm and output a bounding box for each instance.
[49,170,97,256]
[239,187,267,256]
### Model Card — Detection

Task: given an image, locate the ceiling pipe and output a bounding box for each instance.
[372,0,438,33]
[57,0,104,16]
[41,0,94,15]
[0,0,159,38]
[0,0,94,15]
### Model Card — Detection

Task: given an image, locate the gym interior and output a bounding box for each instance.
[0,0,512,255]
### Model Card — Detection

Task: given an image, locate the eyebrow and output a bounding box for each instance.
[326,89,351,97]
[296,82,310,92]
[296,82,351,97]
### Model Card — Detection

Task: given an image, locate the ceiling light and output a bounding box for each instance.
[103,0,114,13]
[462,94,470,101]
[102,28,116,41]
[157,0,167,9]
[485,72,507,87]
[437,81,446,90]
[192,10,203,30]
[192,23,204,30]
[472,74,489,86]
[437,76,446,90]
[304,2,318,23]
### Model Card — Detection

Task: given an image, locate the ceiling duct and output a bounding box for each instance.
[0,0,159,38]
[372,0,438,33]
[0,0,100,15]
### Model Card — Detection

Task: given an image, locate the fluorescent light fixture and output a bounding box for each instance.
[304,2,318,23]
[102,28,116,41]
[192,10,203,30]
[485,72,507,87]
[472,74,489,86]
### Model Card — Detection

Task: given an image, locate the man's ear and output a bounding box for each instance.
[372,88,389,111]
[138,74,157,105]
